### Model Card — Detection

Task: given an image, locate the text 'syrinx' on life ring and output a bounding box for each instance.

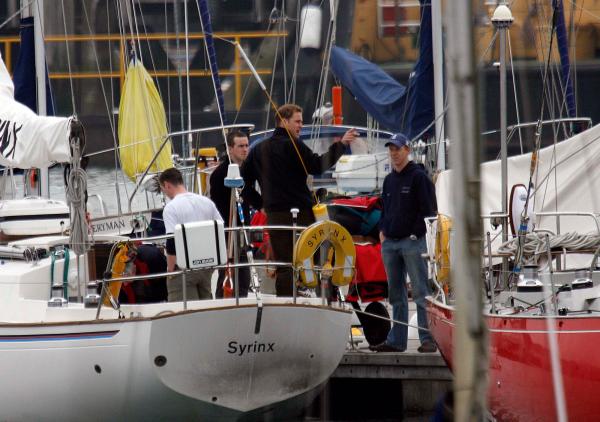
[293,220,356,288]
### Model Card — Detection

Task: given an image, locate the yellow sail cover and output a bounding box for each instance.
[118,60,172,180]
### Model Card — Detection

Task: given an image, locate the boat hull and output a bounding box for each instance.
[427,297,600,422]
[0,302,351,421]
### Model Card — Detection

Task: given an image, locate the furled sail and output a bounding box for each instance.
[118,60,172,181]
[0,52,71,168]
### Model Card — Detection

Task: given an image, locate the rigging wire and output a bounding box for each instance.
[507,32,524,154]
[194,0,229,164]
[311,0,338,148]
[265,7,284,131]
[231,14,275,125]
[107,0,125,214]
[81,0,126,213]
[59,0,77,116]
[0,0,35,31]
[135,0,167,106]
[129,0,173,174]
[515,1,561,281]
[183,0,192,158]
[173,0,186,153]
[287,0,302,105]
[282,0,288,102]
[165,0,172,132]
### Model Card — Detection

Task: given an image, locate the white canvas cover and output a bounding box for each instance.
[437,123,600,251]
[0,52,71,168]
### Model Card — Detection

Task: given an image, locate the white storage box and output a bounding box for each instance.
[333,154,390,193]
[174,220,226,269]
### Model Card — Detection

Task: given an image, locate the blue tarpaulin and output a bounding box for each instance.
[330,0,433,138]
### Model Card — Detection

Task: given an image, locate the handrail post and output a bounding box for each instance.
[291,208,299,303]
[182,270,187,310]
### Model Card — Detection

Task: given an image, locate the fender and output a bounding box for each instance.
[103,242,137,305]
[293,220,356,288]
[435,214,452,291]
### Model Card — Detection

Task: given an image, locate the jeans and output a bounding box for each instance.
[381,236,433,349]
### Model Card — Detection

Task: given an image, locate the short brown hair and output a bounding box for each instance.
[275,103,302,126]
[226,130,249,147]
[158,167,184,186]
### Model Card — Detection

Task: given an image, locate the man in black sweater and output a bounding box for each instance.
[241,103,357,296]
[210,130,251,298]
[371,133,438,353]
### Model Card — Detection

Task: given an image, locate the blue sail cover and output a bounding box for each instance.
[330,0,433,138]
[13,17,54,115]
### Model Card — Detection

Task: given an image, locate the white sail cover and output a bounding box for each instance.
[0,52,71,168]
[437,123,600,246]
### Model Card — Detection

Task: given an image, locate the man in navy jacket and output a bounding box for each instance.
[371,133,438,353]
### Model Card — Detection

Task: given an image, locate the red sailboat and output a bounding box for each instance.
[425,1,600,420]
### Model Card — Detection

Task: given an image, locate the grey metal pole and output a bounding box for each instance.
[446,0,488,419]
[32,0,49,198]
[432,0,446,170]
[493,3,514,288]
[182,271,187,310]
[500,26,508,245]
[291,208,299,303]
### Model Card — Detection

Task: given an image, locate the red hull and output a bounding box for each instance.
[427,298,600,422]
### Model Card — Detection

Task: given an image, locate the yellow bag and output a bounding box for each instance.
[118,60,172,181]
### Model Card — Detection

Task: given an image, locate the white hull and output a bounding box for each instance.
[0,299,351,421]
[0,198,69,236]
[90,210,154,236]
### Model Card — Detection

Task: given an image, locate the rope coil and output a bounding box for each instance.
[498,232,600,265]
[67,120,90,256]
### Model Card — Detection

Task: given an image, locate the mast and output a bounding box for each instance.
[445,0,488,419]
[492,3,514,285]
[21,0,50,197]
[431,0,445,170]
[33,0,49,197]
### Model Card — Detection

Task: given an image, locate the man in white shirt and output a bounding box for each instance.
[159,167,223,301]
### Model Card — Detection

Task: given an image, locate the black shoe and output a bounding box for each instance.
[417,341,438,353]
[369,342,406,353]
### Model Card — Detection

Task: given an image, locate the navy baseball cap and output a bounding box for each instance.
[385,133,410,148]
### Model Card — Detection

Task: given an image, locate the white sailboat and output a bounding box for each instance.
[0,2,355,419]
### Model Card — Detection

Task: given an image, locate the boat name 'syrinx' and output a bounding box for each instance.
[227,340,276,356]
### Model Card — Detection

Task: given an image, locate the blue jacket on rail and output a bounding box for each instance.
[379,161,437,240]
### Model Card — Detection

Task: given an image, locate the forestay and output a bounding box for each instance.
[0,52,71,169]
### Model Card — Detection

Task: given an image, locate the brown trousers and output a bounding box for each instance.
[267,209,315,296]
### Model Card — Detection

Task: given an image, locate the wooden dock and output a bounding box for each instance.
[336,339,452,413]
[307,339,452,420]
